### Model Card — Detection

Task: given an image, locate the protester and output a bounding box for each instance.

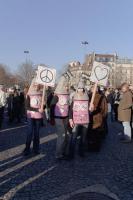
[0,85,6,128]
[50,75,70,160]
[87,85,108,151]
[23,79,44,156]
[118,83,133,143]
[69,79,89,158]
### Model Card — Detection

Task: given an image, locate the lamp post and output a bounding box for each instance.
[24,50,29,63]
[81,41,89,71]
[81,41,89,54]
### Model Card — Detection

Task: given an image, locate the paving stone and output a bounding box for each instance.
[0,120,133,200]
[67,192,115,200]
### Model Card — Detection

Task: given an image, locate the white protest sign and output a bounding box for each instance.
[90,61,110,87]
[35,66,56,87]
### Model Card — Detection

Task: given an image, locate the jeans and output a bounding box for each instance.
[122,122,132,140]
[25,118,42,152]
[69,124,88,157]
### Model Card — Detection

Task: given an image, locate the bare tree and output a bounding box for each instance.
[0,65,7,84]
[16,61,35,85]
[0,64,13,86]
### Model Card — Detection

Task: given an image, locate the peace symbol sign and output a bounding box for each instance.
[40,69,53,83]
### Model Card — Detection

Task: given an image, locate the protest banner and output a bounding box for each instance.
[90,61,110,87]
[36,66,56,87]
[35,66,56,111]
[89,61,110,110]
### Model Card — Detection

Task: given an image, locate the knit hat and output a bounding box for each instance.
[54,75,69,94]
[77,79,85,89]
[28,77,41,95]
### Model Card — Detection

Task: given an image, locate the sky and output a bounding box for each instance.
[0,0,133,72]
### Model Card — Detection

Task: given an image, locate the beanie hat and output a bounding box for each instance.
[54,75,69,94]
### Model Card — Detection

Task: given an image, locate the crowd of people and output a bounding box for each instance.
[0,76,133,160]
[0,85,26,128]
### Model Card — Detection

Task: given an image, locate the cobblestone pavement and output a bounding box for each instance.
[0,118,133,200]
[65,192,115,200]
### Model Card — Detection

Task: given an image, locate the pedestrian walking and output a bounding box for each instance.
[118,83,133,143]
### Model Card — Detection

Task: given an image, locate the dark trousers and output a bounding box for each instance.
[113,104,119,121]
[8,108,14,122]
[25,118,42,152]
[87,128,103,152]
[69,124,88,157]
[14,108,21,123]
[110,106,114,122]
[0,107,4,128]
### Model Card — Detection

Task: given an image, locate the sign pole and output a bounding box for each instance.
[90,82,98,109]
[41,85,46,110]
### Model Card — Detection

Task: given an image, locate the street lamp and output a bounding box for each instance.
[81,41,89,51]
[24,50,29,63]
[81,41,89,70]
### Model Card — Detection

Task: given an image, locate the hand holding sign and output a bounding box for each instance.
[89,82,98,112]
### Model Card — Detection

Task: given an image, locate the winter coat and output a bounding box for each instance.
[118,91,133,122]
[90,93,108,129]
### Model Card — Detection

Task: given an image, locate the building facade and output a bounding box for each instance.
[68,53,133,88]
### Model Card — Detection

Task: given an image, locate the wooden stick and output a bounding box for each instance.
[41,85,46,110]
[90,82,98,107]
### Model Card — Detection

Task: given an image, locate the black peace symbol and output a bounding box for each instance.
[40,69,53,83]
